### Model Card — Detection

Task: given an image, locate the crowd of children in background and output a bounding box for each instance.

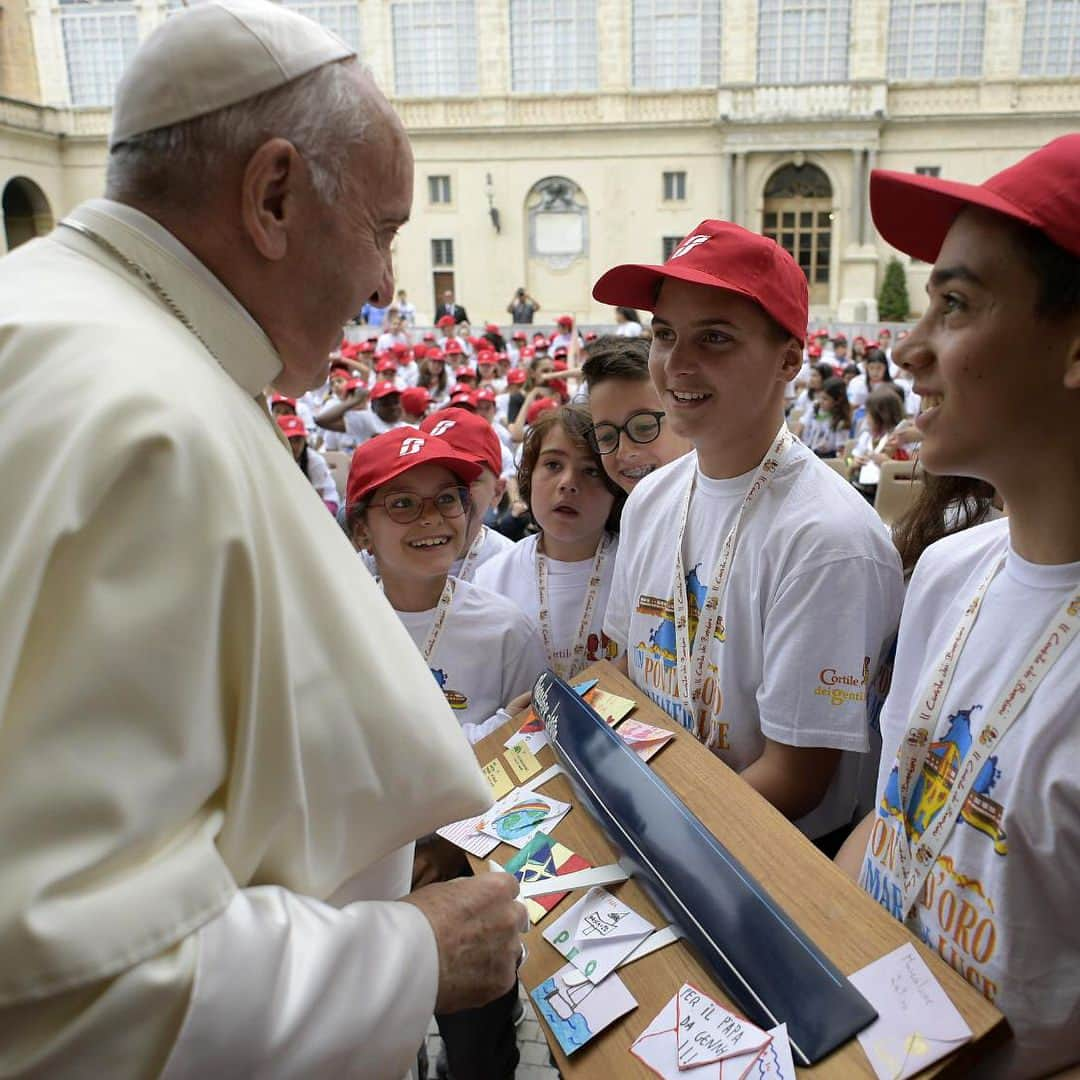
[264,137,1080,1080]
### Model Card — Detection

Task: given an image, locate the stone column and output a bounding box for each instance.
[733,151,747,228]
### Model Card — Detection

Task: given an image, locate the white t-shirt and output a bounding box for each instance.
[451,525,515,582]
[303,447,338,508]
[395,578,547,744]
[615,322,643,337]
[859,519,1080,1080]
[800,413,848,457]
[604,446,904,839]
[344,409,406,446]
[847,373,870,407]
[474,532,622,676]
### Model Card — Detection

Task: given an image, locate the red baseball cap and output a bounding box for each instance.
[878,328,892,338]
[485,322,500,334]
[346,427,482,508]
[423,331,436,342]
[276,414,307,440]
[444,339,464,355]
[512,330,527,341]
[807,345,823,358]
[506,368,527,385]
[329,365,351,379]
[833,333,847,344]
[359,340,375,353]
[436,314,456,329]
[426,348,446,362]
[369,380,400,401]
[870,135,1080,263]
[375,358,397,373]
[526,397,559,425]
[593,220,808,341]
[471,388,497,406]
[413,343,429,359]
[342,377,366,392]
[519,346,535,360]
[585,331,597,341]
[476,351,497,367]
[391,342,410,356]
[269,393,296,408]
[421,406,502,476]
[448,390,475,410]
[454,366,476,379]
[401,386,432,415]
[556,314,573,327]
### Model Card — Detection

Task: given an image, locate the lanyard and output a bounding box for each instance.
[672,425,794,746]
[378,577,456,666]
[894,559,1079,917]
[457,526,488,583]
[536,533,612,680]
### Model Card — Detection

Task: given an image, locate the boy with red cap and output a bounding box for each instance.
[593,221,904,849]
[400,385,432,426]
[836,135,1080,1077]
[277,413,338,514]
[316,379,406,448]
[420,406,515,579]
[550,313,578,353]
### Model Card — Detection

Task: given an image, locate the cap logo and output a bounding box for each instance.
[670,235,709,260]
[399,436,426,457]
[429,419,457,437]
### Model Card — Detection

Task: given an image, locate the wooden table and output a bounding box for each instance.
[466,661,1006,1077]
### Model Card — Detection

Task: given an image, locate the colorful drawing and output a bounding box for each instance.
[505,831,591,922]
[617,718,675,762]
[582,688,636,727]
[436,812,499,858]
[531,964,637,1057]
[478,790,570,850]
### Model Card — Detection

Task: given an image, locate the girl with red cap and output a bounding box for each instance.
[276,413,338,515]
[476,404,625,680]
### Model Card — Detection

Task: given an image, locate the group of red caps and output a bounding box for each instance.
[804,324,908,371]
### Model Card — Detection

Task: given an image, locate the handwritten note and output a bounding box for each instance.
[481,757,514,799]
[676,984,771,1068]
[505,740,542,783]
[849,944,972,1080]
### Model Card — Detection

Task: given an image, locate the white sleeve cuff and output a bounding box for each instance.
[161,885,439,1079]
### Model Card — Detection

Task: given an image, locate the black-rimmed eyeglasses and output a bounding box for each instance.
[586,410,667,455]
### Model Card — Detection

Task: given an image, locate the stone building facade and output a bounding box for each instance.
[2,0,1078,323]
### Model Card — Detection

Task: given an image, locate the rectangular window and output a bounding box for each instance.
[632,0,721,89]
[279,0,363,51]
[428,175,452,204]
[887,0,986,80]
[662,236,684,260]
[392,0,478,97]
[914,165,941,177]
[1021,0,1080,76]
[59,0,139,107]
[757,0,851,84]
[663,171,687,201]
[431,238,454,266]
[510,0,598,93]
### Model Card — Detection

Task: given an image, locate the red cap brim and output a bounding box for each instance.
[593,262,773,319]
[870,169,1041,264]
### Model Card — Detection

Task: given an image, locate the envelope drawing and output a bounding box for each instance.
[542,887,655,985]
[617,718,675,762]
[630,984,772,1079]
[849,943,972,1080]
[531,963,637,1057]
[752,1025,797,1080]
[477,788,570,849]
[504,831,592,923]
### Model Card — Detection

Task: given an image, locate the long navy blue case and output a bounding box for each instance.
[532,670,877,1066]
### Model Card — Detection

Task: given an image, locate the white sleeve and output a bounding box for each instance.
[500,443,516,479]
[757,555,904,751]
[161,884,438,1080]
[344,409,372,444]
[602,523,634,651]
[307,451,338,507]
[502,616,548,700]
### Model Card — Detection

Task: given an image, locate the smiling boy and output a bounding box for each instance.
[837,136,1080,1078]
[593,222,904,848]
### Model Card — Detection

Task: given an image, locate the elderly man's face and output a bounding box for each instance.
[286,77,413,392]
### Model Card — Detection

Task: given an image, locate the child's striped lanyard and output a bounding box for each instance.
[536,533,612,680]
[894,559,1079,918]
[457,527,488,583]
[672,424,794,746]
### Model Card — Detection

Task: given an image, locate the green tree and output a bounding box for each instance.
[878,257,910,321]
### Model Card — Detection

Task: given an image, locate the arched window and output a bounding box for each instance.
[762,164,833,305]
[3,178,54,252]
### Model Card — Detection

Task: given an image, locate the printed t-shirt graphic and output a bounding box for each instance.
[604,447,904,839]
[860,519,1080,1080]
[395,578,547,743]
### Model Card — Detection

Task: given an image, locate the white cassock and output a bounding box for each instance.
[0,199,492,1078]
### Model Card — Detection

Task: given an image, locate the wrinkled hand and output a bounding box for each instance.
[405,872,527,1014]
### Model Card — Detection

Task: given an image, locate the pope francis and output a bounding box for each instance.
[0,2,527,1076]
